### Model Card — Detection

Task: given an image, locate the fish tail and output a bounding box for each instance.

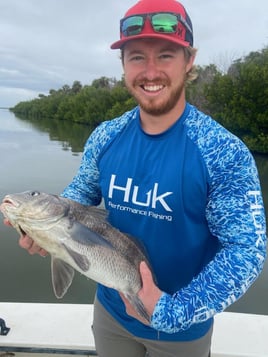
[125,294,150,324]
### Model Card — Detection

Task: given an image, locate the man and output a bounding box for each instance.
[4,0,267,356]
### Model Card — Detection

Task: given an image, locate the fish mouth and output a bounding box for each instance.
[2,196,19,207]
[0,197,15,214]
[0,196,27,236]
[1,197,26,235]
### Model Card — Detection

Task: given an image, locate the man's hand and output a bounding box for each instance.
[121,261,162,324]
[3,219,48,257]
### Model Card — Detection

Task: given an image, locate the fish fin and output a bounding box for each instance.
[64,199,108,222]
[87,206,108,221]
[68,221,113,249]
[51,257,75,299]
[63,244,90,272]
[125,293,151,324]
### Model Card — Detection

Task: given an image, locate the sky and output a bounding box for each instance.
[0,0,267,107]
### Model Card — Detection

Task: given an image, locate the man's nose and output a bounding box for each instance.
[143,57,160,80]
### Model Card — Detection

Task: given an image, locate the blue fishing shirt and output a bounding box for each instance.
[62,103,266,341]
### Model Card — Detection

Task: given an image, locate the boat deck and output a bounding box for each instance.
[0,302,268,356]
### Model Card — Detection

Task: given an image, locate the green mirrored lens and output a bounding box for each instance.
[122,16,144,36]
[151,14,177,33]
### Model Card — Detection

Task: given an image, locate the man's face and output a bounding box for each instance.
[122,38,194,116]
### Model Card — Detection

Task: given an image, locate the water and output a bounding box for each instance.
[0,109,96,304]
[0,109,267,315]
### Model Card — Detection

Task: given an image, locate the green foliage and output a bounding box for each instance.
[186,64,221,114]
[187,47,268,153]
[10,46,268,153]
[11,78,135,128]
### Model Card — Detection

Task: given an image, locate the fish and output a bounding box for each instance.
[0,190,153,322]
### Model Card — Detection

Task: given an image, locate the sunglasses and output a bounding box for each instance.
[120,12,193,38]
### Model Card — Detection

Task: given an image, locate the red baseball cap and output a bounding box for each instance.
[111,0,193,50]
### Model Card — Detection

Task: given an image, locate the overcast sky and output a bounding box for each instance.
[0,0,267,107]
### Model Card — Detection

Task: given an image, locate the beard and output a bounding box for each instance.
[125,77,185,116]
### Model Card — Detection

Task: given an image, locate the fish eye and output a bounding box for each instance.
[30,191,40,197]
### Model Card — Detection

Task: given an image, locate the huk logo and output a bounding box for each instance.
[248,190,266,248]
[108,174,173,212]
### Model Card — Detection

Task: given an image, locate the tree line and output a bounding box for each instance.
[11,46,268,153]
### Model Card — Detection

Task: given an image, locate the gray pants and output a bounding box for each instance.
[92,297,212,357]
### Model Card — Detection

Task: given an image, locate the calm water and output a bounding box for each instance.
[0,109,267,315]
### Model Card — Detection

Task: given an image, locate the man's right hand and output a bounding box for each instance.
[3,219,48,257]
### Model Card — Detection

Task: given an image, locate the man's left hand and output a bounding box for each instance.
[120,261,162,324]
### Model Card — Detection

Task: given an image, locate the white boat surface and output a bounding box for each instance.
[0,302,267,356]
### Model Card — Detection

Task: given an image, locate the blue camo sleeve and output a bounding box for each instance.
[151,112,267,333]
[61,123,105,206]
[61,109,136,205]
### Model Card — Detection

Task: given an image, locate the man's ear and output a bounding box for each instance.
[120,49,125,67]
[186,53,195,73]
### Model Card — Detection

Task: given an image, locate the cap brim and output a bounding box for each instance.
[111,33,190,49]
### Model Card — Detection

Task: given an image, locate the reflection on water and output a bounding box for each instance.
[0,110,267,314]
[0,110,96,304]
[13,112,95,154]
